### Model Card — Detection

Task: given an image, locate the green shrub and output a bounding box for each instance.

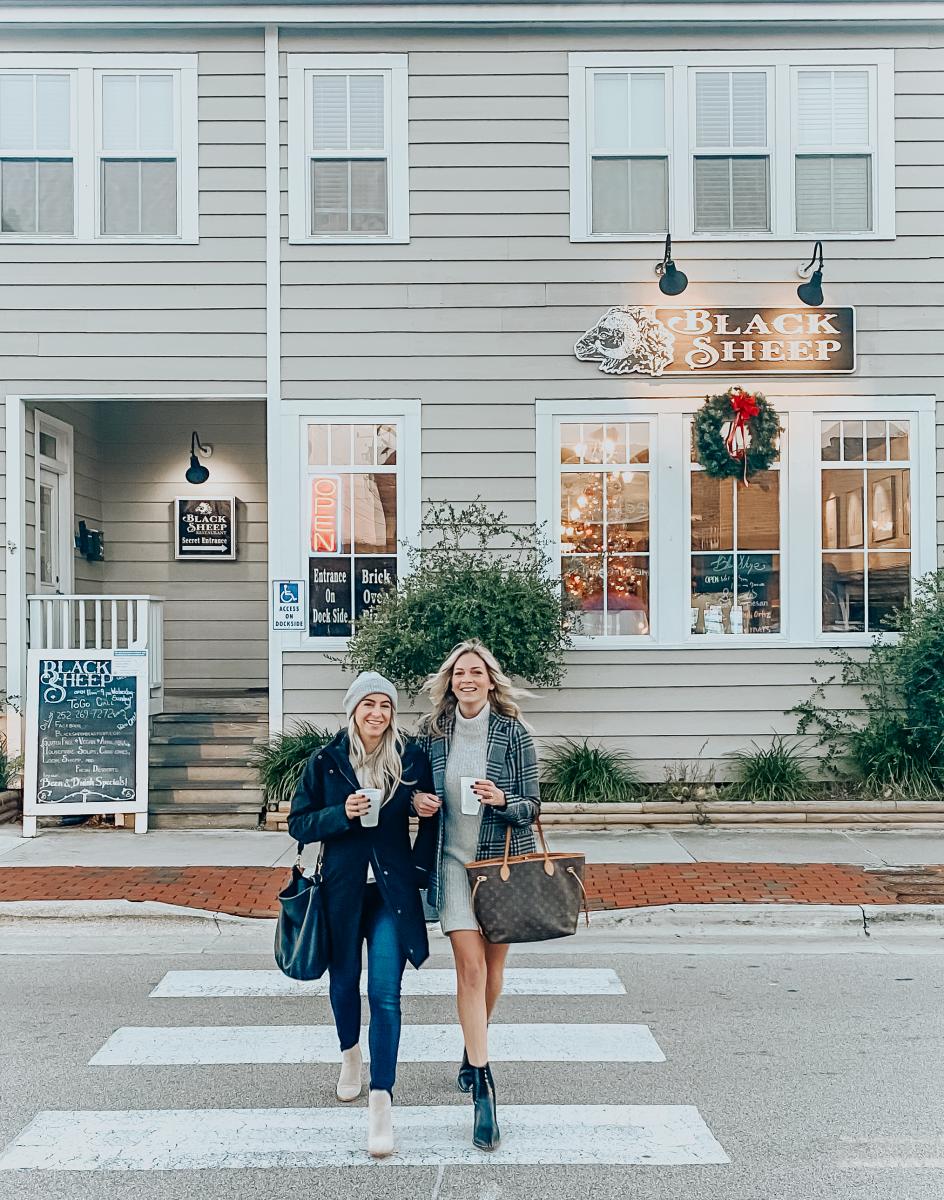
[725,737,814,803]
[794,569,944,794]
[344,501,576,697]
[0,735,21,791]
[651,749,717,802]
[249,722,334,807]
[541,739,642,804]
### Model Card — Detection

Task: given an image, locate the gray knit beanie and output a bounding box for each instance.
[343,671,398,720]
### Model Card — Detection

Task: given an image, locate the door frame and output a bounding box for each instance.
[33,411,75,595]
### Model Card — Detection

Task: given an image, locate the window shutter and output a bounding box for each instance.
[348,75,384,152]
[312,75,348,152]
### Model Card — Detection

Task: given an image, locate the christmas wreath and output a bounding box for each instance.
[692,387,781,484]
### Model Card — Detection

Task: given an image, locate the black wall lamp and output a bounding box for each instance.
[797,240,825,307]
[655,234,688,297]
[185,431,212,485]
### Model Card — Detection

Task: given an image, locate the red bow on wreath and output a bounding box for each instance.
[725,389,761,485]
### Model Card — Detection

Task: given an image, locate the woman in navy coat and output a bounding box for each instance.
[288,671,440,1159]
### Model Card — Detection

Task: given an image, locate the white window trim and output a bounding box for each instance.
[287,52,409,246]
[276,398,420,652]
[33,410,74,594]
[569,49,895,243]
[537,394,934,651]
[0,52,198,244]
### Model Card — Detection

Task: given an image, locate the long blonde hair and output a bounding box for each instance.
[423,639,529,737]
[347,706,409,799]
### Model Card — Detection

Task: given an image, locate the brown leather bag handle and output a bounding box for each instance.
[500,816,554,880]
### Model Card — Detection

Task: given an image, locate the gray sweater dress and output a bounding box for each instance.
[438,703,490,934]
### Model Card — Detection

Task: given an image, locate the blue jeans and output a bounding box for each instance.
[328,884,407,1094]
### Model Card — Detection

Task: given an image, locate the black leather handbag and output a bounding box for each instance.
[465,821,590,944]
[274,843,330,980]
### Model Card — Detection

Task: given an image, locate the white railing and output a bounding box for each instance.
[27,594,165,710]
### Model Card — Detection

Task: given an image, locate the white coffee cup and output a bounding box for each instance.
[460,777,482,816]
[358,788,383,827]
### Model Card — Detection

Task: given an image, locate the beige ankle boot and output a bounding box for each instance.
[367,1089,394,1158]
[336,1045,363,1102]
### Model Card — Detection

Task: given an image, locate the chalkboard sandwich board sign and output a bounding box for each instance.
[22,650,149,837]
[174,497,237,561]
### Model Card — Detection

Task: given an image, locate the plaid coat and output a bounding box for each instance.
[414,709,540,911]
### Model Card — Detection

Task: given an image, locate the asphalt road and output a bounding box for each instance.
[1,930,943,1200]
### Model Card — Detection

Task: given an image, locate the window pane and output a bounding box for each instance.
[822,470,864,549]
[35,74,71,153]
[694,156,768,232]
[822,552,864,632]
[353,424,375,465]
[591,156,667,235]
[312,159,349,233]
[737,471,779,550]
[821,421,841,462]
[307,424,330,465]
[868,552,910,630]
[39,431,57,458]
[330,424,351,465]
[0,74,33,150]
[630,73,665,150]
[604,424,627,464]
[606,471,649,552]
[691,552,735,634]
[691,473,734,552]
[101,159,138,234]
[561,472,603,553]
[695,72,731,147]
[562,555,604,637]
[594,73,628,147]
[39,482,55,586]
[628,423,649,464]
[866,420,886,461]
[310,474,345,554]
[737,553,780,634]
[101,75,138,153]
[139,159,177,235]
[796,71,832,145]
[581,424,606,464]
[732,73,767,146]
[796,155,871,233]
[377,423,397,466]
[798,70,869,146]
[607,556,649,635]
[350,159,387,233]
[560,423,582,464]
[868,469,910,550]
[139,75,175,153]
[843,420,863,461]
[349,75,384,152]
[353,473,397,554]
[312,75,348,151]
[1,159,37,232]
[888,421,909,461]
[36,159,73,234]
[731,157,769,230]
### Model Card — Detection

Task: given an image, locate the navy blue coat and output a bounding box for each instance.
[287,731,438,970]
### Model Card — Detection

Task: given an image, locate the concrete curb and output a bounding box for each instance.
[0,899,247,925]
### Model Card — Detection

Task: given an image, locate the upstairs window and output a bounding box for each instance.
[288,54,409,244]
[0,72,73,235]
[794,69,874,234]
[98,72,178,236]
[692,70,770,234]
[589,71,669,236]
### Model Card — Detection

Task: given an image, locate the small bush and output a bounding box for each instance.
[541,739,642,804]
[0,735,21,790]
[652,749,717,803]
[725,737,814,803]
[249,722,334,807]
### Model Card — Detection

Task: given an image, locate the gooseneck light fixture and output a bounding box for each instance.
[655,234,688,297]
[185,431,211,485]
[797,240,825,307]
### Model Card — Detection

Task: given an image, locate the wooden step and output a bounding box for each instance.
[149,739,264,764]
[149,781,264,801]
[151,718,269,740]
[149,763,257,785]
[162,690,269,715]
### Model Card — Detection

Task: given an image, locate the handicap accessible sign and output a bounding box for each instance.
[272,579,306,631]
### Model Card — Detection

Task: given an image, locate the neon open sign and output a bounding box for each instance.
[310,476,342,554]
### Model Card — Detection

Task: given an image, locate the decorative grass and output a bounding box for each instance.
[725,737,815,803]
[0,735,21,791]
[541,738,642,804]
[248,722,334,807]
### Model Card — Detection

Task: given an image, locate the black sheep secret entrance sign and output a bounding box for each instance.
[22,651,149,837]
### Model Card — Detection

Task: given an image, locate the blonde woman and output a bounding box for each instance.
[288,672,439,1159]
[413,640,540,1151]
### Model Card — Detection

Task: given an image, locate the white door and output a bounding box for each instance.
[35,414,74,596]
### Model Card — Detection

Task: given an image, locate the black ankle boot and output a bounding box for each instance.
[457,1049,474,1094]
[471,1064,500,1151]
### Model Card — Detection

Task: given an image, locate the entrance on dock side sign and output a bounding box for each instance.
[272,579,306,631]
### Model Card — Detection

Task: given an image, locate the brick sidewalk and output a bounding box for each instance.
[0,862,933,919]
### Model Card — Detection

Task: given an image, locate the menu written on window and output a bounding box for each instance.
[33,657,139,805]
[309,556,397,638]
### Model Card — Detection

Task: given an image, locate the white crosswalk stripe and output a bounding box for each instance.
[150,967,627,998]
[0,1105,729,1170]
[89,1022,665,1066]
[0,962,730,1173]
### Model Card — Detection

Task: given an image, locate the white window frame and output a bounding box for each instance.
[569,49,895,242]
[34,410,74,595]
[0,53,197,244]
[277,399,421,652]
[537,394,934,650]
[287,53,409,246]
